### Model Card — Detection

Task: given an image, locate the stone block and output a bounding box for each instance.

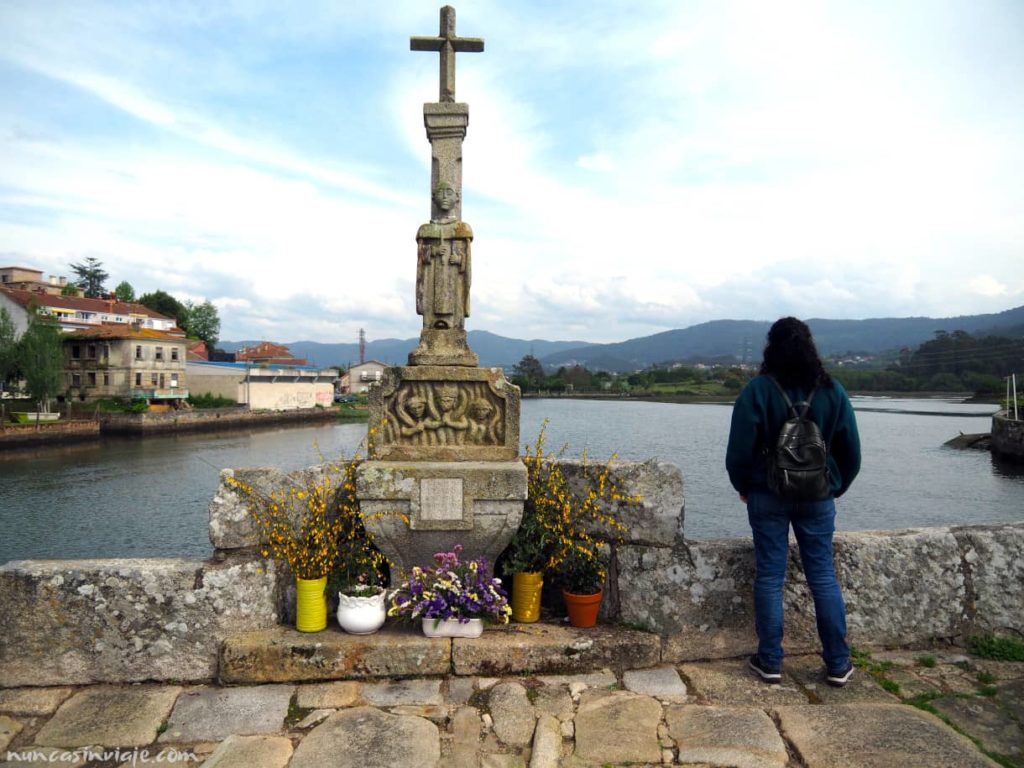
[621,526,990,652]
[158,684,294,743]
[218,625,451,684]
[368,365,521,461]
[0,558,279,686]
[620,540,817,658]
[0,715,23,753]
[208,467,283,550]
[357,459,526,573]
[451,622,660,676]
[34,685,182,748]
[488,682,536,748]
[202,735,293,768]
[558,459,684,547]
[774,703,999,767]
[572,689,663,765]
[953,524,1024,635]
[288,707,440,768]
[665,705,788,768]
[622,666,688,702]
[0,687,75,716]
[295,681,360,709]
[361,679,444,707]
[834,528,967,645]
[679,660,808,706]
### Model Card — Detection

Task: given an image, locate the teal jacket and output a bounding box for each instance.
[726,374,861,499]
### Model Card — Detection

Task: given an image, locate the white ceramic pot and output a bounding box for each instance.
[421,617,483,638]
[336,588,387,635]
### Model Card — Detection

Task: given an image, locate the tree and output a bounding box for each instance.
[138,290,187,325]
[113,281,136,303]
[512,354,545,390]
[17,312,64,416]
[69,257,109,298]
[0,306,18,399]
[181,299,221,353]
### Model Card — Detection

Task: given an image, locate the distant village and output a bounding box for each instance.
[0,265,387,415]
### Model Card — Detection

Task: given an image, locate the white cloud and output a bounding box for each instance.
[0,1,1022,347]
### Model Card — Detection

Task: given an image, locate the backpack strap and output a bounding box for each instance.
[766,375,817,418]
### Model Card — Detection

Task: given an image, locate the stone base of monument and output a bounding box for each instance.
[409,328,479,367]
[356,460,526,575]
[361,364,525,573]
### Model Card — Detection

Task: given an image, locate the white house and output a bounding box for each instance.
[186,361,338,411]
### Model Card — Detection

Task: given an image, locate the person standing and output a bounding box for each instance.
[726,317,862,686]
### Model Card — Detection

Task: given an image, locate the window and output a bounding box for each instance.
[135,346,143,360]
[87,345,97,359]
[171,348,179,361]
[159,374,165,388]
[72,345,81,359]
[155,347,164,361]
[87,372,96,386]
[71,373,81,387]
[170,374,178,388]
[103,373,110,386]
[135,373,142,386]
[151,373,158,386]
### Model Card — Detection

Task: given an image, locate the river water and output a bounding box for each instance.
[1,398,1021,564]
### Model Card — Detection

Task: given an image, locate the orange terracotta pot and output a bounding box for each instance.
[562,588,603,628]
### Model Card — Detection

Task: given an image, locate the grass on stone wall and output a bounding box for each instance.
[968,635,1024,662]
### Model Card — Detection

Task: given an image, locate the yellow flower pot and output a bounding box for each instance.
[295,576,328,633]
[511,571,544,623]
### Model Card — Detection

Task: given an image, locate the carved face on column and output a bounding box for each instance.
[438,384,459,413]
[408,396,427,419]
[433,182,459,214]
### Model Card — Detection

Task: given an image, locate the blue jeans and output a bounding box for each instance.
[747,491,849,672]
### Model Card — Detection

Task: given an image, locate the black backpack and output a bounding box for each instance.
[765,376,832,502]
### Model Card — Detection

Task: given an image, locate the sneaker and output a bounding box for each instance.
[826,663,854,687]
[748,654,782,683]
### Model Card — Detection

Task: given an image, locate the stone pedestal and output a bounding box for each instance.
[368,365,520,462]
[357,460,526,575]
[359,365,526,573]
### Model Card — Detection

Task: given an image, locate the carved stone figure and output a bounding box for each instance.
[467,398,501,445]
[416,184,472,333]
[381,380,506,448]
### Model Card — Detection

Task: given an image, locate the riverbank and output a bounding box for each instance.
[0,405,367,453]
[522,389,1002,406]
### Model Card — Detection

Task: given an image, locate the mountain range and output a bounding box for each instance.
[221,304,1024,373]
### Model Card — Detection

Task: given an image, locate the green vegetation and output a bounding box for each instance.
[186,393,238,409]
[510,353,746,398]
[68,256,109,298]
[180,299,221,354]
[851,647,900,694]
[18,313,64,413]
[916,655,937,668]
[0,306,18,399]
[977,670,997,685]
[113,280,136,302]
[968,635,1024,662]
[511,327,1019,401]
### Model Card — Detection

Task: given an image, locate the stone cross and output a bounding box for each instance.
[410,5,484,103]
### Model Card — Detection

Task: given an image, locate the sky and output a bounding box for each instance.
[1,1,1022,346]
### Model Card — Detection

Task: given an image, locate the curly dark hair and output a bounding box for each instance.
[759,317,833,389]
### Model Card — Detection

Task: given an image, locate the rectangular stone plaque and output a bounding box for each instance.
[420,478,464,522]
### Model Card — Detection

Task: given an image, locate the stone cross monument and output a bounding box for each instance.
[357,6,527,575]
[409,5,481,367]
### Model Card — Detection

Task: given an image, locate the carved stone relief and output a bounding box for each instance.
[383,380,505,447]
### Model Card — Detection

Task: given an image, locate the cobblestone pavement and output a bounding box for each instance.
[1,648,1020,767]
